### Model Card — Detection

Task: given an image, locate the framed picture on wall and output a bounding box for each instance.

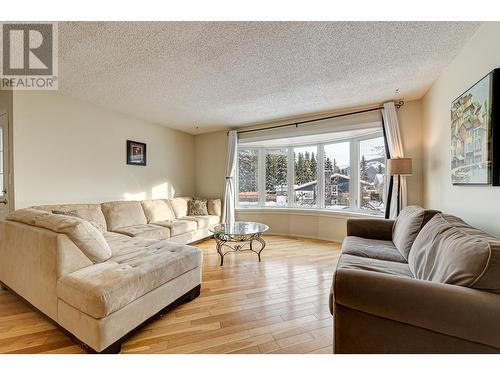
[451,68,500,185]
[126,140,147,166]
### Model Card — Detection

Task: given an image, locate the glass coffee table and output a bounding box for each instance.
[210,221,269,266]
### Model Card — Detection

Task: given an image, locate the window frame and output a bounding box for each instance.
[236,130,386,216]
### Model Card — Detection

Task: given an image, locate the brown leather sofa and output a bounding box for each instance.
[330,206,500,354]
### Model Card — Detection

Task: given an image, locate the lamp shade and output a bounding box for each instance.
[387,158,412,176]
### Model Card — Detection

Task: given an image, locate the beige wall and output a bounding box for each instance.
[194,100,423,242]
[13,91,195,208]
[194,130,228,199]
[422,22,500,237]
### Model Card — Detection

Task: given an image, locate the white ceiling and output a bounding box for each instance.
[58,22,480,135]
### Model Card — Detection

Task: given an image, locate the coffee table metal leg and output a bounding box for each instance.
[251,236,266,262]
[215,236,225,266]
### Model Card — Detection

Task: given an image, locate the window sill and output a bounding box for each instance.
[235,206,384,220]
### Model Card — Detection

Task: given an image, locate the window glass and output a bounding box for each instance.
[324,142,350,209]
[294,146,318,207]
[237,148,259,206]
[265,148,288,206]
[359,137,386,214]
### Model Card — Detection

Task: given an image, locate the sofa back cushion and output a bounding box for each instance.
[409,213,500,293]
[392,206,439,260]
[101,201,147,231]
[7,209,112,263]
[207,199,222,216]
[141,199,175,223]
[32,204,107,232]
[170,197,191,218]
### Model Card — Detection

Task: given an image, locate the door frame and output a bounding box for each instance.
[0,109,14,213]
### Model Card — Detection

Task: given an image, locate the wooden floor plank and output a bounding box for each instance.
[0,235,339,354]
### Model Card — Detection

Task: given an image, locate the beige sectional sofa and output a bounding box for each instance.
[0,197,221,353]
[331,206,500,353]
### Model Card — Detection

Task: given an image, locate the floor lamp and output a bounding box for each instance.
[387,158,412,215]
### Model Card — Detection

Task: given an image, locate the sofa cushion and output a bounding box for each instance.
[392,206,439,260]
[141,199,175,223]
[336,254,414,278]
[103,232,156,257]
[7,209,112,263]
[342,236,406,263]
[207,199,222,216]
[113,224,171,240]
[170,197,191,218]
[7,208,50,225]
[409,213,500,293]
[181,215,220,229]
[153,219,197,236]
[330,253,414,314]
[57,240,202,318]
[101,201,147,231]
[33,204,108,233]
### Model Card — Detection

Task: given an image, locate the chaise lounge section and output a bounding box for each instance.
[0,197,221,353]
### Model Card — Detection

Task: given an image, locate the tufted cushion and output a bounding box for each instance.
[113,224,171,240]
[141,199,175,223]
[101,201,147,231]
[7,209,111,263]
[392,206,439,260]
[181,215,220,229]
[170,197,191,218]
[189,199,208,216]
[409,214,500,293]
[153,219,197,236]
[57,240,202,318]
[207,199,222,216]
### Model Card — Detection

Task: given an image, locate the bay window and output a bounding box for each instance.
[236,126,387,216]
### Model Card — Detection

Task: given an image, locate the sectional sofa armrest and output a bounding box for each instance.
[346,218,394,240]
[333,268,500,349]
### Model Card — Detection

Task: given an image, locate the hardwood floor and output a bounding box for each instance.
[0,235,340,354]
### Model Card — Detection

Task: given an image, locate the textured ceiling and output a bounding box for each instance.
[58,22,480,134]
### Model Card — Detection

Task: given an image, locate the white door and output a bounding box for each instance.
[0,113,10,219]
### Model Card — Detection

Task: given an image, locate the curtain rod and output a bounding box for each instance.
[228,100,404,136]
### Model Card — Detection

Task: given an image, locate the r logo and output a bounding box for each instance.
[2,23,53,76]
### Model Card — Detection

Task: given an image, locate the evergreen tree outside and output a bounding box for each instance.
[360,155,368,181]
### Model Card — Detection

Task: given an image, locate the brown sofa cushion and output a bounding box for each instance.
[392,206,439,260]
[409,213,500,293]
[101,201,147,231]
[33,204,108,233]
[342,236,406,263]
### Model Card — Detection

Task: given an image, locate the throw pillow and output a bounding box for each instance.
[207,199,222,216]
[189,199,208,216]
